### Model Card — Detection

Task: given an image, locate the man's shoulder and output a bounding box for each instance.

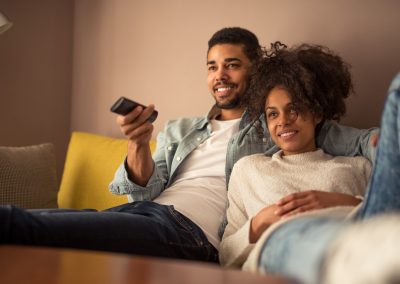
[161,116,207,139]
[164,116,206,131]
[319,120,378,137]
[166,116,205,126]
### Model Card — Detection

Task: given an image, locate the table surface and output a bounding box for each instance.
[0,245,289,284]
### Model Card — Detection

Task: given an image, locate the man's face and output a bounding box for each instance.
[207,44,251,109]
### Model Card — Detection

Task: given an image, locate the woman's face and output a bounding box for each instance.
[265,87,321,156]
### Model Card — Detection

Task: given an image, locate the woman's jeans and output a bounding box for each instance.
[0,201,218,262]
[258,73,400,283]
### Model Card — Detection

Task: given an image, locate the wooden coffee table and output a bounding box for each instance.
[0,245,288,284]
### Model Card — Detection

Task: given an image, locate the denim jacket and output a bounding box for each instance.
[109,105,378,202]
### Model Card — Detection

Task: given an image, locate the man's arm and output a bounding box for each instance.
[125,140,154,186]
[317,120,379,162]
[118,104,156,185]
[109,104,168,201]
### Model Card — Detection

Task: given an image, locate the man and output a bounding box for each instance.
[109,27,264,261]
[0,27,263,263]
[0,27,376,263]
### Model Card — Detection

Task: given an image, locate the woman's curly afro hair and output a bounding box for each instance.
[243,42,354,124]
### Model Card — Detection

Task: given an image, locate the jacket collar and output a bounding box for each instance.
[195,105,248,130]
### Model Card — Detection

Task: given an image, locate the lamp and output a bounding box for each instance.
[0,11,13,34]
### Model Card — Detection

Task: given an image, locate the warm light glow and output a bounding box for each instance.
[0,11,13,34]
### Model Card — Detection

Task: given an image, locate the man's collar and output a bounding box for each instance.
[207,105,222,120]
[198,105,248,130]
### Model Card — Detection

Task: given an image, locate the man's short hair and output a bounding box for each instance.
[207,27,262,62]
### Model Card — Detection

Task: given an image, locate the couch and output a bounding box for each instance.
[0,131,156,210]
[2,130,400,283]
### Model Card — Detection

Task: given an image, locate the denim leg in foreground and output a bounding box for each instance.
[258,216,348,284]
[357,73,400,219]
[0,201,218,262]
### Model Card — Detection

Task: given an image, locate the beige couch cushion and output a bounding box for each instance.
[0,143,58,208]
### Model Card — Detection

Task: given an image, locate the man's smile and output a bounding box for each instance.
[214,83,237,96]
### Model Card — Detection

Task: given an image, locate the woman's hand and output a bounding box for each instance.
[274,190,362,218]
[250,204,281,243]
[249,191,362,243]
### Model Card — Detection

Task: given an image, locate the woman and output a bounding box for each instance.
[255,74,400,284]
[219,43,376,278]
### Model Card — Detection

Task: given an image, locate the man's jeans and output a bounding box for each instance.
[0,201,218,262]
[258,73,400,284]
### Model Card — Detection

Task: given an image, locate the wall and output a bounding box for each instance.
[72,0,400,138]
[0,0,73,182]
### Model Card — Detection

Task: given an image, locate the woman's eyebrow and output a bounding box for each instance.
[265,106,277,110]
[265,103,295,111]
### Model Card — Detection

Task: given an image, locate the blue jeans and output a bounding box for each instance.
[0,201,218,262]
[258,73,400,283]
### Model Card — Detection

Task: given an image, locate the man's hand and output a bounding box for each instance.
[116,104,156,186]
[274,190,362,217]
[116,104,156,145]
[250,204,281,243]
[370,132,379,148]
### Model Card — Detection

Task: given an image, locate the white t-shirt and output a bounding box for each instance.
[154,118,240,248]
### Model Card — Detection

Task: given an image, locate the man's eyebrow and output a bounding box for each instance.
[206,57,242,65]
[225,57,242,63]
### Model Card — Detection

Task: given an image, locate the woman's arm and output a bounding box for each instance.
[273,190,362,217]
[220,159,282,267]
[219,166,253,267]
[220,158,279,268]
[249,204,281,243]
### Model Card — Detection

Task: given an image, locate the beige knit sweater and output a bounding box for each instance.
[220,149,371,269]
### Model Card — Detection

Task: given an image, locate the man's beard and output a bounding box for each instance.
[214,95,241,109]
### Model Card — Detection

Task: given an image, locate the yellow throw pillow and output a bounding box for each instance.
[58,131,156,210]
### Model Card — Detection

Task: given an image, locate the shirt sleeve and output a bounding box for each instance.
[108,131,169,201]
[317,121,379,163]
[219,160,255,268]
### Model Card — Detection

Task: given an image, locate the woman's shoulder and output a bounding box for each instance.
[329,154,372,178]
[331,154,371,166]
